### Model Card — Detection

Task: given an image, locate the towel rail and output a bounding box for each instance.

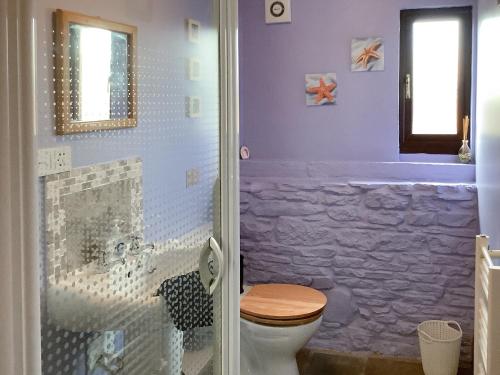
[474,235,500,375]
[480,244,494,268]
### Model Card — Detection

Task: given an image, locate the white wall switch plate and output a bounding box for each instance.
[38,146,72,177]
[187,19,201,43]
[188,58,201,81]
[186,168,200,187]
[265,0,291,24]
[186,96,201,118]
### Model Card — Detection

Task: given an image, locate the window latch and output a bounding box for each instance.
[405,74,411,99]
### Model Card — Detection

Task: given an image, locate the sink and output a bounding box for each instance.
[47,258,155,332]
[46,245,203,332]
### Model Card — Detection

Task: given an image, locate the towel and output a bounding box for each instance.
[158,269,213,332]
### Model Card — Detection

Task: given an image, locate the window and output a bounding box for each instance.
[399,7,472,154]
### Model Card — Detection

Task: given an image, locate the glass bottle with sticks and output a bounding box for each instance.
[458,115,472,164]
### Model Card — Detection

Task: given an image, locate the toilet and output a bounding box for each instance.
[240,284,327,375]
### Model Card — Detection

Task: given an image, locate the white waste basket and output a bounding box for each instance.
[418,320,462,375]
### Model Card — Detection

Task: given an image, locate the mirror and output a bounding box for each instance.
[54,10,137,134]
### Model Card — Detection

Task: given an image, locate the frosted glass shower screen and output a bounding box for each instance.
[37,1,223,374]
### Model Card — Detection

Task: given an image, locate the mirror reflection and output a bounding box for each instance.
[69,24,130,122]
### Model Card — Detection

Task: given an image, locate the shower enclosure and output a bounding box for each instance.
[0,0,240,374]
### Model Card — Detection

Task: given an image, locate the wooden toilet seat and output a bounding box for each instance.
[240,284,327,327]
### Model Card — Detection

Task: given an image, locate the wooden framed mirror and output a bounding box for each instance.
[54,10,137,135]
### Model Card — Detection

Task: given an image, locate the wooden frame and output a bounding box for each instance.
[399,7,472,154]
[54,9,137,135]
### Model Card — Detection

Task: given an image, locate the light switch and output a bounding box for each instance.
[188,58,201,81]
[186,96,201,118]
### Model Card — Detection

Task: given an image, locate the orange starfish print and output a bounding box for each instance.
[355,41,382,69]
[306,78,337,104]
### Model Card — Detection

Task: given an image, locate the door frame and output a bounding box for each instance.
[0,0,41,374]
[0,0,240,373]
[220,0,241,373]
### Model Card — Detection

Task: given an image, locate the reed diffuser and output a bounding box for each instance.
[458,116,472,164]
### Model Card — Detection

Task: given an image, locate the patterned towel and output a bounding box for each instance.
[158,270,213,332]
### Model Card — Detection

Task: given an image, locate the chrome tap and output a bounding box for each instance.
[129,235,142,255]
[128,234,154,255]
[129,236,156,273]
[143,242,155,251]
[104,220,128,267]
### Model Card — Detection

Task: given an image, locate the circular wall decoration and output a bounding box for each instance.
[265,0,291,24]
[270,1,285,18]
[240,146,250,160]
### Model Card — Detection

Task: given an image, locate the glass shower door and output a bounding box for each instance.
[36,0,225,374]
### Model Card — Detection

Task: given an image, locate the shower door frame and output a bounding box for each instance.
[219,0,241,374]
[0,0,241,373]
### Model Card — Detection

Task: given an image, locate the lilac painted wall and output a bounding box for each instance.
[36,0,220,242]
[476,0,500,248]
[239,0,482,364]
[36,1,220,374]
[239,0,476,162]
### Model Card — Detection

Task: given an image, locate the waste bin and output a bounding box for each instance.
[418,320,462,375]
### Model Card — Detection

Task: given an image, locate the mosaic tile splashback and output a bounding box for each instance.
[44,157,143,279]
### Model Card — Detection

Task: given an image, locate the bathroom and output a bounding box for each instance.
[1,0,500,374]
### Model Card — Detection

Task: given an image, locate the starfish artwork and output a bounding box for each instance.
[305,73,338,106]
[351,37,385,72]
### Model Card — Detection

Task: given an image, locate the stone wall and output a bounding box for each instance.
[240,177,479,363]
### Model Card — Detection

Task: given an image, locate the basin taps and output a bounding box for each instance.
[143,242,155,251]
[129,235,154,255]
[129,235,142,255]
[104,220,128,267]
[130,238,156,273]
[108,240,127,266]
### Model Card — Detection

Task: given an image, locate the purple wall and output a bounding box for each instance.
[476,0,500,248]
[36,0,220,242]
[239,0,476,162]
[36,2,220,373]
[239,0,482,363]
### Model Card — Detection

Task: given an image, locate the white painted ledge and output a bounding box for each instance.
[240,160,476,184]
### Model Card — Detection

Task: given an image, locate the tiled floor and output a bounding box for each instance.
[297,348,473,375]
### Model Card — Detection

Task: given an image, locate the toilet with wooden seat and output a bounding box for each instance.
[240,284,327,375]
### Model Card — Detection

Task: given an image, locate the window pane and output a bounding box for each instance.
[412,20,459,135]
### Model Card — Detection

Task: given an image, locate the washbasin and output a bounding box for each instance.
[47,257,155,332]
[46,245,203,332]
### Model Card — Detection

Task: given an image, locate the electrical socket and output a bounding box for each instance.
[38,146,72,177]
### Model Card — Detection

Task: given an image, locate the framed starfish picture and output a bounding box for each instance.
[351,37,384,72]
[305,73,338,106]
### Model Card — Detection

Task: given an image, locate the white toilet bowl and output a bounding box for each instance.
[240,284,327,375]
[240,315,322,375]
